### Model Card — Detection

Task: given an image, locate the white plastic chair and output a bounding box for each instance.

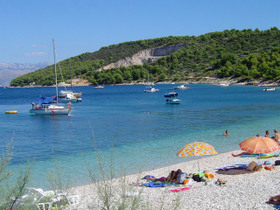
[24,188,80,210]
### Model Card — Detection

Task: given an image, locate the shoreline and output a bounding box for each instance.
[6,77,280,88]
[69,149,279,209]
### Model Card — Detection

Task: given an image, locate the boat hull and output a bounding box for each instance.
[61,98,79,103]
[30,108,70,115]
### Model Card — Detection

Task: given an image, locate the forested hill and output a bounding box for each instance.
[10,27,280,86]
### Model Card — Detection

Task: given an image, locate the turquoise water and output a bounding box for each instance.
[1,84,280,189]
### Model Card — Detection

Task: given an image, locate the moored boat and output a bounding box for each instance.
[174,84,190,90]
[166,98,181,104]
[144,87,159,92]
[30,40,71,116]
[164,91,178,97]
[59,90,82,98]
[60,93,82,103]
[93,85,104,89]
[263,87,275,91]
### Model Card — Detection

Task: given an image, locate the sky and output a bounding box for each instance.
[1,0,280,64]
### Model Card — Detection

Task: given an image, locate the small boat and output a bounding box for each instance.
[164,91,178,97]
[93,85,104,89]
[60,93,81,103]
[5,110,18,114]
[144,87,159,92]
[174,84,190,90]
[59,90,82,98]
[263,88,275,91]
[166,98,181,104]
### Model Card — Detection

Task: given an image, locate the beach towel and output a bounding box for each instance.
[141,181,174,188]
[216,165,247,171]
[142,175,155,179]
[168,187,190,192]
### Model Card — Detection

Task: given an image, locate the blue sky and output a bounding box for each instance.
[1,0,280,64]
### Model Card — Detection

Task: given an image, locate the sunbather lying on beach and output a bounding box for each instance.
[232,152,252,157]
[143,169,182,183]
[268,195,280,205]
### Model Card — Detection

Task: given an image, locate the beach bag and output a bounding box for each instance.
[247,161,257,171]
[275,160,280,166]
[254,164,262,171]
[192,174,202,182]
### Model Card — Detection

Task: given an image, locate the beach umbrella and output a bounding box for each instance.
[175,141,218,171]
[239,136,280,154]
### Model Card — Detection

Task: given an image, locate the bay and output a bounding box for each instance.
[0,84,279,189]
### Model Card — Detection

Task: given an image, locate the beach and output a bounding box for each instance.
[69,149,280,209]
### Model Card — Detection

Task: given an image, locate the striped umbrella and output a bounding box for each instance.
[175,141,218,171]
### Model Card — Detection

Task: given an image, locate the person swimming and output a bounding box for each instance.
[224,130,229,136]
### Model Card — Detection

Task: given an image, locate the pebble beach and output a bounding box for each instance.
[70,149,280,209]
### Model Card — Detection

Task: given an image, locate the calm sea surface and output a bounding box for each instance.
[1,84,280,189]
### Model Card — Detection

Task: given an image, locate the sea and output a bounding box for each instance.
[1,84,280,190]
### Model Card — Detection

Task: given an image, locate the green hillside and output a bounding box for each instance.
[10,27,280,86]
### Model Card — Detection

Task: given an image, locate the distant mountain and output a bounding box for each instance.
[0,62,50,86]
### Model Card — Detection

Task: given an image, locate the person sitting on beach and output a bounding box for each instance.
[163,169,182,183]
[272,129,280,143]
[224,130,229,136]
[265,130,270,137]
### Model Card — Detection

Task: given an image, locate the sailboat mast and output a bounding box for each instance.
[52,39,59,104]
[69,62,73,91]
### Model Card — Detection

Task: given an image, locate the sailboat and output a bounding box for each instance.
[30,39,71,115]
[144,71,158,92]
[60,63,82,103]
[59,63,82,100]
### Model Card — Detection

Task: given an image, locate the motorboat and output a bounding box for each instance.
[164,91,178,97]
[263,88,275,91]
[59,61,82,98]
[166,98,181,104]
[30,40,71,116]
[93,85,104,89]
[59,90,82,98]
[60,93,82,103]
[144,87,159,92]
[174,84,190,90]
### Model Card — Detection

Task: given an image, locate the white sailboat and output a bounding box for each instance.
[58,63,82,100]
[30,39,71,115]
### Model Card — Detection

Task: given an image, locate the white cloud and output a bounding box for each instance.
[32,44,48,48]
[25,52,46,57]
